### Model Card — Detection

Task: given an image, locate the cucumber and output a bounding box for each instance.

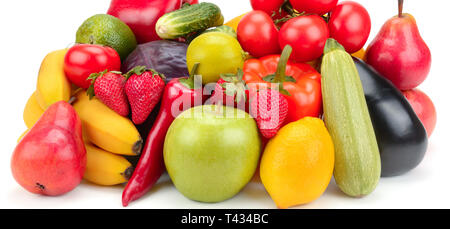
[321,38,381,197]
[156,2,224,40]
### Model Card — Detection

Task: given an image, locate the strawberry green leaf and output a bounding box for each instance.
[86,69,108,100]
[86,84,96,100]
[110,70,123,75]
[124,66,147,79]
[223,83,238,96]
[235,83,247,103]
[218,69,248,104]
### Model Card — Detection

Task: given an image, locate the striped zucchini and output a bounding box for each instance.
[156,2,224,40]
[321,38,381,197]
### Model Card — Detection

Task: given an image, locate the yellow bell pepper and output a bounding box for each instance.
[351,48,366,61]
[225,13,249,32]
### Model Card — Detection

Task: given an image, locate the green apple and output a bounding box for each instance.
[164,105,261,203]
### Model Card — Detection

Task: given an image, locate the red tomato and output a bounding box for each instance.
[402,89,437,137]
[328,1,371,53]
[278,15,329,62]
[237,11,281,58]
[64,44,121,89]
[289,0,338,15]
[250,0,287,19]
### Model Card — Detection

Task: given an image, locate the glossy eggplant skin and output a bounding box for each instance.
[354,58,428,177]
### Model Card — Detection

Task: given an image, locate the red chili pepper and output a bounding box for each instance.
[243,45,322,123]
[107,0,182,44]
[122,64,205,207]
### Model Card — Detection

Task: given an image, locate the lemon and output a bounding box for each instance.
[76,14,137,60]
[260,117,335,209]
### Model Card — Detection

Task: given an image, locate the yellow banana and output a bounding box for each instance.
[22,90,89,141]
[23,91,45,128]
[35,49,71,109]
[84,142,134,186]
[72,90,143,156]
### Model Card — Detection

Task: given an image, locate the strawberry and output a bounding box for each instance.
[209,69,249,112]
[87,70,129,117]
[125,66,165,125]
[250,89,288,139]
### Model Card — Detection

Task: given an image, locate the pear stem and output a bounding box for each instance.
[398,0,404,17]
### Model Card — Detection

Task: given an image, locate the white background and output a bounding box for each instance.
[1,0,449,209]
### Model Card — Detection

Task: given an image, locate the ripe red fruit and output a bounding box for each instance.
[209,70,250,112]
[11,101,86,196]
[87,71,129,117]
[250,0,288,20]
[250,89,288,139]
[365,1,431,90]
[328,1,371,53]
[125,66,165,125]
[289,0,338,15]
[237,10,281,58]
[402,89,437,137]
[64,44,121,89]
[107,0,181,44]
[278,15,329,62]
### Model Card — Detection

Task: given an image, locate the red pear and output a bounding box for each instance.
[11,101,86,196]
[366,0,431,90]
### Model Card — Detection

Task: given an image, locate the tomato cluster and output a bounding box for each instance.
[240,0,371,62]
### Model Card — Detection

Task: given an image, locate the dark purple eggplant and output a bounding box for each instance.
[354,58,428,177]
[122,40,189,82]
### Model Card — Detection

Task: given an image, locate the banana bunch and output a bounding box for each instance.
[84,142,134,186]
[23,91,44,129]
[20,49,142,186]
[72,90,143,156]
[35,49,72,109]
